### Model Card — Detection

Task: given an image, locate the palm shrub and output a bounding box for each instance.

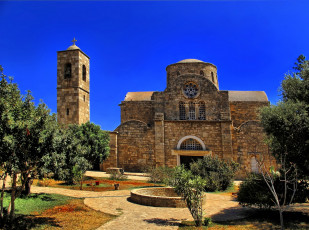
[190,156,239,192]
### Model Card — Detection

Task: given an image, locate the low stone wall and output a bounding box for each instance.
[131,187,198,208]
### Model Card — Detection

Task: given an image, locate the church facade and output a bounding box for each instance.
[102,59,274,178]
[55,41,274,178]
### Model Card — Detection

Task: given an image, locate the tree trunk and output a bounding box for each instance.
[8,173,17,221]
[279,208,285,230]
[24,177,33,196]
[0,173,7,219]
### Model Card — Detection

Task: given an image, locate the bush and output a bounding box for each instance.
[190,156,239,192]
[203,217,212,226]
[237,173,309,209]
[167,166,206,227]
[109,171,128,181]
[145,166,175,184]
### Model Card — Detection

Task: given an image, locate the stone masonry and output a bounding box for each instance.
[102,59,274,178]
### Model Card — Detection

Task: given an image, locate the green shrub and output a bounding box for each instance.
[167,166,206,227]
[190,156,239,192]
[203,217,212,226]
[109,171,128,181]
[145,166,175,184]
[237,173,309,209]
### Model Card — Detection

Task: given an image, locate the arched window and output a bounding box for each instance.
[189,102,195,120]
[177,71,180,76]
[66,108,69,116]
[180,138,203,150]
[179,102,186,120]
[211,72,214,82]
[64,63,72,79]
[198,101,206,120]
[200,70,204,76]
[82,65,86,81]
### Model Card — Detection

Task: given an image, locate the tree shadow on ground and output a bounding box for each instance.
[213,208,309,229]
[144,218,185,226]
[0,215,60,230]
[210,206,254,222]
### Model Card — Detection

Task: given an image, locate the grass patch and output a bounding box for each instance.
[3,192,71,215]
[1,193,115,230]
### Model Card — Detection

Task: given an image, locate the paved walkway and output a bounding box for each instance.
[31,185,251,230]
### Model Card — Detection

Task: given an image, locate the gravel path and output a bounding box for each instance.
[31,185,251,230]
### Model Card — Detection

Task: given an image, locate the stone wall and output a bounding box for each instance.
[232,121,276,179]
[120,101,154,125]
[230,101,269,128]
[109,120,155,172]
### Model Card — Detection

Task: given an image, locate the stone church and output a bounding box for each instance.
[57,42,274,178]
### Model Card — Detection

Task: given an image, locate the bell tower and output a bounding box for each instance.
[57,38,90,125]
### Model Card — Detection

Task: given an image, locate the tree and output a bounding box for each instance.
[69,122,110,169]
[41,122,109,186]
[260,55,309,177]
[252,55,309,230]
[0,66,58,220]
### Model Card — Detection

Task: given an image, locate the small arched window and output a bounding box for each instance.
[180,138,203,150]
[66,108,69,116]
[177,71,180,76]
[200,70,204,76]
[83,95,86,102]
[198,101,206,120]
[211,72,214,82]
[64,63,72,79]
[179,102,186,120]
[82,65,86,82]
[189,102,195,120]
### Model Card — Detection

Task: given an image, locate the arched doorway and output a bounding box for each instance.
[172,136,211,169]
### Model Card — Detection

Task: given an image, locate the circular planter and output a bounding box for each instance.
[130,187,187,208]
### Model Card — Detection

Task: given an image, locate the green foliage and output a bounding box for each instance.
[189,156,239,192]
[167,166,206,227]
[3,193,70,215]
[260,55,309,177]
[145,166,175,183]
[203,217,212,226]
[109,171,128,181]
[41,122,109,185]
[237,173,309,209]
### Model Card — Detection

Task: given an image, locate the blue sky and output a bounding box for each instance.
[1,0,309,131]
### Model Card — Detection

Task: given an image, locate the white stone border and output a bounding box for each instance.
[176,135,206,150]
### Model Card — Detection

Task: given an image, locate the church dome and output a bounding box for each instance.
[177,59,205,63]
[67,44,80,50]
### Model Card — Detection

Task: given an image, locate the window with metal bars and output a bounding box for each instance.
[180,138,203,150]
[179,102,186,120]
[188,102,195,120]
[198,101,206,120]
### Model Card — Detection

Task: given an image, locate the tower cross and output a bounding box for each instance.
[72,38,77,45]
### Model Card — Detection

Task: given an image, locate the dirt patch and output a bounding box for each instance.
[34,178,157,192]
[32,199,115,230]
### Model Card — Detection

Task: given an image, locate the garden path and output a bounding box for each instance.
[31,185,250,230]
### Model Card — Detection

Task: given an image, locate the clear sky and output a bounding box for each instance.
[1,0,309,131]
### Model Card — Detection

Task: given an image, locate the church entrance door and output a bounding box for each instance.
[180,155,203,169]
